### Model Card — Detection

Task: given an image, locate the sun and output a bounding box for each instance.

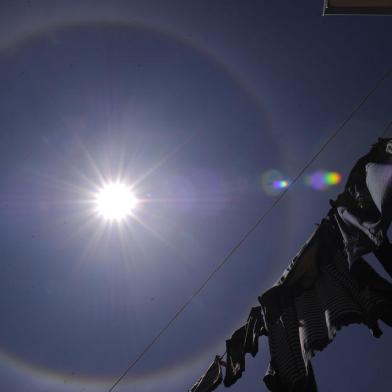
[95,182,138,221]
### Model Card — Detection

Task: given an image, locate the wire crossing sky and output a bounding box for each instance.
[106,65,392,391]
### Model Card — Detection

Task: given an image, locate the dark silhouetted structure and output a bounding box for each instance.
[189,138,392,392]
[323,0,392,14]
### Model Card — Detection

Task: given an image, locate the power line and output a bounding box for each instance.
[106,65,392,392]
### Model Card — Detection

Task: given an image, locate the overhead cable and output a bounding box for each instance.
[106,65,392,392]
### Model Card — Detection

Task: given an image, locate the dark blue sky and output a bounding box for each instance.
[0,1,392,391]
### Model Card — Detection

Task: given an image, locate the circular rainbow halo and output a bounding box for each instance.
[95,182,138,222]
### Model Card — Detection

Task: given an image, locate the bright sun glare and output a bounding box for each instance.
[95,182,138,221]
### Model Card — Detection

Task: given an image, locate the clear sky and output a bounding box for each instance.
[0,1,392,391]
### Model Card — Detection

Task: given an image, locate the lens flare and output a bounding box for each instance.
[261,170,290,196]
[273,180,289,189]
[324,172,342,185]
[304,171,342,190]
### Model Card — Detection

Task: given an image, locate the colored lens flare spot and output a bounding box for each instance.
[261,170,290,196]
[304,171,342,191]
[273,180,289,189]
